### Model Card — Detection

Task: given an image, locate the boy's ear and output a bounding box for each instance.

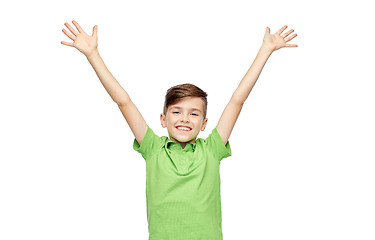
[200,118,208,131]
[160,113,167,128]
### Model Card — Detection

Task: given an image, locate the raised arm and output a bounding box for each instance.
[216,25,298,145]
[61,20,148,144]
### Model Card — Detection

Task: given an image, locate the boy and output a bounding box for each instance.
[61,20,298,240]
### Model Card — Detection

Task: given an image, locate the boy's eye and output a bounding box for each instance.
[171,111,198,116]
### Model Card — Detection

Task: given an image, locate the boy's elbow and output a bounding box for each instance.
[116,97,131,107]
[117,101,125,107]
[115,90,132,107]
[230,96,245,106]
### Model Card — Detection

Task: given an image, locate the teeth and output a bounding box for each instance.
[177,127,190,131]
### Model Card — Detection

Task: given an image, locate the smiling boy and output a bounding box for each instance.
[133,84,231,239]
[61,21,297,239]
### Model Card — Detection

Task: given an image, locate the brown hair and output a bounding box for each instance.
[163,83,208,119]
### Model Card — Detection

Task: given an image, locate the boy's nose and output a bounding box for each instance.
[180,114,190,122]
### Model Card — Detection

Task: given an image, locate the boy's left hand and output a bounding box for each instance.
[262,25,298,52]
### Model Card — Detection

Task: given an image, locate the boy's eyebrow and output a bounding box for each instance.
[170,106,202,113]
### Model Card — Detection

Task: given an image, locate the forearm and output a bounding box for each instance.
[231,45,273,104]
[86,50,131,105]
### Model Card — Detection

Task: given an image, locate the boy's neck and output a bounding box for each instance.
[169,137,196,149]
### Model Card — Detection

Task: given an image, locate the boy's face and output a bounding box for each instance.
[160,97,208,148]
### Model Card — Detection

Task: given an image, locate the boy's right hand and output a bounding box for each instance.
[61,20,98,57]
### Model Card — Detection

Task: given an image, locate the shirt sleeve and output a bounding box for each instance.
[133,125,161,161]
[205,127,232,161]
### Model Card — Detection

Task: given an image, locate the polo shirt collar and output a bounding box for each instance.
[165,138,196,152]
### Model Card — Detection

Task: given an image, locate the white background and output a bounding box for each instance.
[1,0,374,239]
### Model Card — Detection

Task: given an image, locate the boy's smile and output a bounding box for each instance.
[160,97,208,149]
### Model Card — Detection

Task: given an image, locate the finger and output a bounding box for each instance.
[62,29,75,41]
[72,20,84,34]
[276,25,288,35]
[285,33,297,42]
[92,25,98,38]
[61,41,74,47]
[286,44,298,47]
[281,29,294,39]
[64,22,79,36]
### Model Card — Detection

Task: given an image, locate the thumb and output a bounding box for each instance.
[266,27,270,34]
[92,25,98,37]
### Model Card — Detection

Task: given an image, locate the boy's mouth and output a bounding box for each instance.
[176,126,192,131]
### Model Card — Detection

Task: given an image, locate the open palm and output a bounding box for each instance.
[263,25,298,51]
[61,20,98,57]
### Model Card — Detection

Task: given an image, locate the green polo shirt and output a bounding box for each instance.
[133,125,232,240]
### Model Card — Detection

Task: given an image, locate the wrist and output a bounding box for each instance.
[86,48,100,60]
[260,43,275,55]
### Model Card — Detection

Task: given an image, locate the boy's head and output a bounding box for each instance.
[160,83,208,147]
